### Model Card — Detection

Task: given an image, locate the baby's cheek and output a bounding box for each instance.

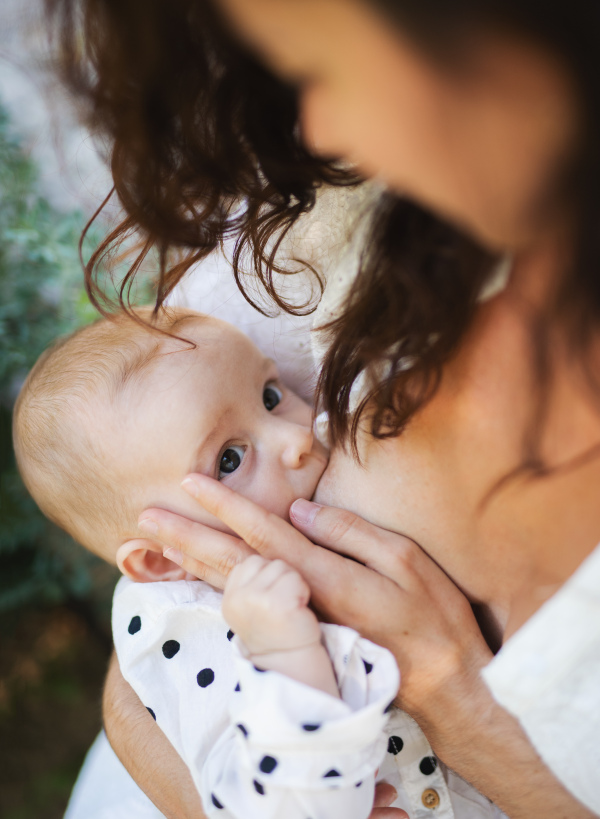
[244,480,299,522]
[243,452,325,519]
[252,489,293,521]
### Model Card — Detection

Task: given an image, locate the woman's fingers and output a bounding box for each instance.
[290,499,463,615]
[370,783,408,818]
[180,474,359,606]
[175,552,230,590]
[138,507,255,584]
[182,474,319,564]
[373,782,398,807]
[290,499,419,577]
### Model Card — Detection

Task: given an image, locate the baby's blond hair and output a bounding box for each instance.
[13,306,201,560]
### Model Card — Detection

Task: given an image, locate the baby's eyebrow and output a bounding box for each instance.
[190,411,229,474]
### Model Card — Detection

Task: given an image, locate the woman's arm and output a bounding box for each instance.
[136,474,597,819]
[419,668,596,819]
[103,653,206,819]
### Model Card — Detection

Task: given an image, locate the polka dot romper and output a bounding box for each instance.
[112,578,508,819]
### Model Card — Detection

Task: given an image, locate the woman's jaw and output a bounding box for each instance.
[217,0,580,253]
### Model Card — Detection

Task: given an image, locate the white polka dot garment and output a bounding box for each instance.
[113,578,508,819]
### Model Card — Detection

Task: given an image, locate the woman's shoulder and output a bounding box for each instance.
[482,540,600,813]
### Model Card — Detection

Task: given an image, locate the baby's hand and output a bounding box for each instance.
[222,555,321,657]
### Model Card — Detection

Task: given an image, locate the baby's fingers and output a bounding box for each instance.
[268,565,311,607]
[245,559,297,593]
[225,554,270,592]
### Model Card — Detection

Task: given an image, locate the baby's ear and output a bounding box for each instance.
[117,539,190,582]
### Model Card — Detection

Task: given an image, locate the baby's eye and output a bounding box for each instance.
[218,445,245,479]
[263,384,282,411]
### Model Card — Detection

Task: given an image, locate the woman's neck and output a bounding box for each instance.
[488,231,600,641]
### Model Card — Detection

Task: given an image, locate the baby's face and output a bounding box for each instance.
[100,317,328,546]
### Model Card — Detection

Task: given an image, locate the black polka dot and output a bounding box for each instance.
[211,794,224,809]
[253,780,265,795]
[162,640,180,659]
[302,723,321,732]
[237,723,248,737]
[234,682,241,692]
[363,659,373,674]
[259,755,278,774]
[323,769,341,778]
[253,665,267,673]
[355,781,363,788]
[420,756,438,776]
[387,735,404,755]
[227,629,234,641]
[197,668,215,688]
[146,707,156,721]
[128,616,141,635]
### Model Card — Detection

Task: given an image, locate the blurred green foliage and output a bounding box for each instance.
[0,101,145,621]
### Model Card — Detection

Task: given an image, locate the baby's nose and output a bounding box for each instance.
[281,424,314,469]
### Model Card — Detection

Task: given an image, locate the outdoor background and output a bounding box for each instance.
[0,3,150,816]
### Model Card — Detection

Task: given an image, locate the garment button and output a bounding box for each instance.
[421,788,440,809]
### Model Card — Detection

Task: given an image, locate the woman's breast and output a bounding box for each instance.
[311,374,513,606]
[313,422,469,560]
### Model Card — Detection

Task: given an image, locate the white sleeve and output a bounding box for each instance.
[201,624,400,819]
[112,578,400,819]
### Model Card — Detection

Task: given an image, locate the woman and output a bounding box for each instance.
[48,0,600,816]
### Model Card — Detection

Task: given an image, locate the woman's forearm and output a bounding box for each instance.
[103,652,206,819]
[418,667,596,819]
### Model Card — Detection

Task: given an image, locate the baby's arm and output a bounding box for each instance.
[113,572,399,819]
[222,555,340,699]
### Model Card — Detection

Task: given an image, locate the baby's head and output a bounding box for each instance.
[13,307,327,581]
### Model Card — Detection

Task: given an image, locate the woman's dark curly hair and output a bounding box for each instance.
[45,0,600,455]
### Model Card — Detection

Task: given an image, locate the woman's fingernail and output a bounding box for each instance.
[290,499,322,526]
[138,517,158,535]
[163,547,184,566]
[181,477,200,498]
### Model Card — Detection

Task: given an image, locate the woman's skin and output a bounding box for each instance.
[104,0,600,816]
[219,0,578,251]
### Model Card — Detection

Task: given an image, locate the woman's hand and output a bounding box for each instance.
[139,473,491,719]
[137,476,593,818]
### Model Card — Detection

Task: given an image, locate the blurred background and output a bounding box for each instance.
[0,3,147,816]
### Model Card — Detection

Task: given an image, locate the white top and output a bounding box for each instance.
[482,541,600,814]
[168,183,379,404]
[113,578,506,819]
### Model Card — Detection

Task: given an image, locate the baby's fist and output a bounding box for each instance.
[222,555,321,656]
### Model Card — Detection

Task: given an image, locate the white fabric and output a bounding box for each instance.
[482,541,600,815]
[112,577,506,819]
[167,183,378,404]
[63,731,164,819]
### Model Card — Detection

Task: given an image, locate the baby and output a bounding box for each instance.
[13,306,400,819]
